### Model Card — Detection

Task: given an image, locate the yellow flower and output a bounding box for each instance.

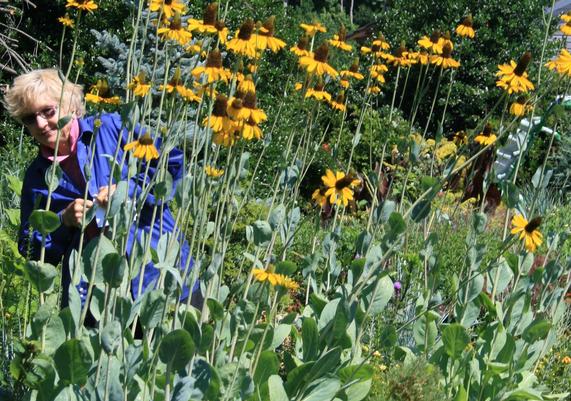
[238,74,256,94]
[290,36,312,57]
[128,72,152,97]
[205,165,224,178]
[409,51,429,65]
[418,30,444,54]
[340,79,350,89]
[340,59,365,80]
[85,79,121,104]
[561,11,571,22]
[253,16,286,52]
[456,15,475,38]
[149,0,185,19]
[329,91,346,112]
[160,67,190,99]
[241,91,267,124]
[369,63,388,83]
[474,123,497,146]
[312,186,329,207]
[430,43,460,69]
[213,130,240,147]
[240,117,263,140]
[328,26,352,51]
[157,12,192,46]
[188,3,218,34]
[434,139,457,161]
[509,96,532,117]
[252,268,284,286]
[496,52,534,94]
[545,48,571,77]
[299,43,338,77]
[203,95,236,134]
[511,214,543,253]
[561,20,571,36]
[361,34,391,56]
[321,169,360,207]
[280,276,299,291]
[226,19,257,58]
[452,130,468,145]
[66,0,98,13]
[58,15,74,27]
[381,43,412,68]
[562,356,571,364]
[124,132,159,161]
[305,86,331,102]
[191,49,232,84]
[367,86,381,95]
[300,21,326,36]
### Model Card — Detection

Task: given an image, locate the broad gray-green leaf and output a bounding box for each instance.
[139,289,165,329]
[269,204,286,230]
[442,324,470,358]
[101,321,122,355]
[82,235,116,285]
[172,376,203,401]
[301,377,341,401]
[29,210,61,235]
[254,351,279,384]
[268,375,289,401]
[102,253,127,288]
[159,329,195,370]
[24,261,58,293]
[302,317,319,361]
[54,339,92,386]
[363,275,394,315]
[413,315,437,350]
[251,220,273,246]
[522,318,551,343]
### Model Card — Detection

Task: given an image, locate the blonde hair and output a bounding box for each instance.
[3,69,85,121]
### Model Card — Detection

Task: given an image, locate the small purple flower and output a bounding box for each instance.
[393,281,402,296]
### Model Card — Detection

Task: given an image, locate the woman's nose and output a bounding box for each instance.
[35,115,48,128]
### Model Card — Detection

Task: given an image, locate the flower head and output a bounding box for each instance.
[430,42,460,69]
[456,15,475,38]
[157,12,192,45]
[561,20,571,36]
[254,16,286,52]
[511,214,543,253]
[58,15,74,27]
[240,117,263,140]
[124,132,159,161]
[321,169,360,207]
[191,49,232,83]
[312,186,329,207]
[238,74,256,94]
[226,19,257,58]
[290,36,312,57]
[361,34,390,56]
[341,59,365,80]
[300,21,326,36]
[188,3,218,33]
[299,43,338,77]
[149,0,185,19]
[66,0,98,13]
[509,96,532,117]
[160,67,191,99]
[474,123,497,146]
[205,165,224,178]
[418,30,444,54]
[381,42,412,68]
[128,72,152,97]
[203,94,236,134]
[85,79,121,104]
[329,91,346,112]
[545,48,571,77]
[496,52,534,94]
[305,81,331,102]
[452,130,468,145]
[328,25,352,51]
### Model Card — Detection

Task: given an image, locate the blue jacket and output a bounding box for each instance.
[19,112,194,303]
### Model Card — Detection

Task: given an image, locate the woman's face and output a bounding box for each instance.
[22,99,73,150]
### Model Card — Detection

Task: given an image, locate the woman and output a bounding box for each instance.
[4,69,199,310]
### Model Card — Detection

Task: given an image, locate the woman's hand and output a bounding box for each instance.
[61,199,94,228]
[95,184,116,208]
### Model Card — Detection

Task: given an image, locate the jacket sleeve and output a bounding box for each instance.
[18,172,74,266]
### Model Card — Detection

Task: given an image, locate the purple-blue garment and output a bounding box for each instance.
[18,112,194,304]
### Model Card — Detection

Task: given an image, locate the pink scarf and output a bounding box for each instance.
[40,118,80,162]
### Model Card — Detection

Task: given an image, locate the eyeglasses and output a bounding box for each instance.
[21,106,58,126]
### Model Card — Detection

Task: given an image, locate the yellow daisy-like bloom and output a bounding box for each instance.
[561,11,571,22]
[85,79,121,105]
[252,268,283,286]
[294,82,303,91]
[361,34,391,56]
[205,165,224,178]
[290,36,312,57]
[456,15,475,38]
[381,43,412,68]
[340,59,365,80]
[329,92,346,112]
[418,30,444,54]
[191,49,232,84]
[511,214,543,253]
[238,74,256,94]
[188,3,218,33]
[430,43,460,69]
[157,12,192,46]
[241,91,267,124]
[409,51,429,65]
[328,26,352,51]
[58,15,74,28]
[452,130,468,145]
[474,123,497,146]
[321,169,360,207]
[124,132,159,161]
[299,43,338,77]
[226,19,257,58]
[203,95,236,134]
[305,82,331,102]
[128,73,152,97]
[281,276,300,291]
[369,63,388,83]
[562,356,571,364]
[545,48,571,77]
[561,20,571,36]
[66,0,98,13]
[253,16,286,52]
[496,52,535,94]
[160,67,190,98]
[213,130,240,147]
[312,186,329,207]
[300,21,326,36]
[241,117,263,140]
[149,0,185,19]
[434,139,457,161]
[340,79,350,89]
[367,86,381,95]
[226,97,249,121]
[509,96,532,117]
